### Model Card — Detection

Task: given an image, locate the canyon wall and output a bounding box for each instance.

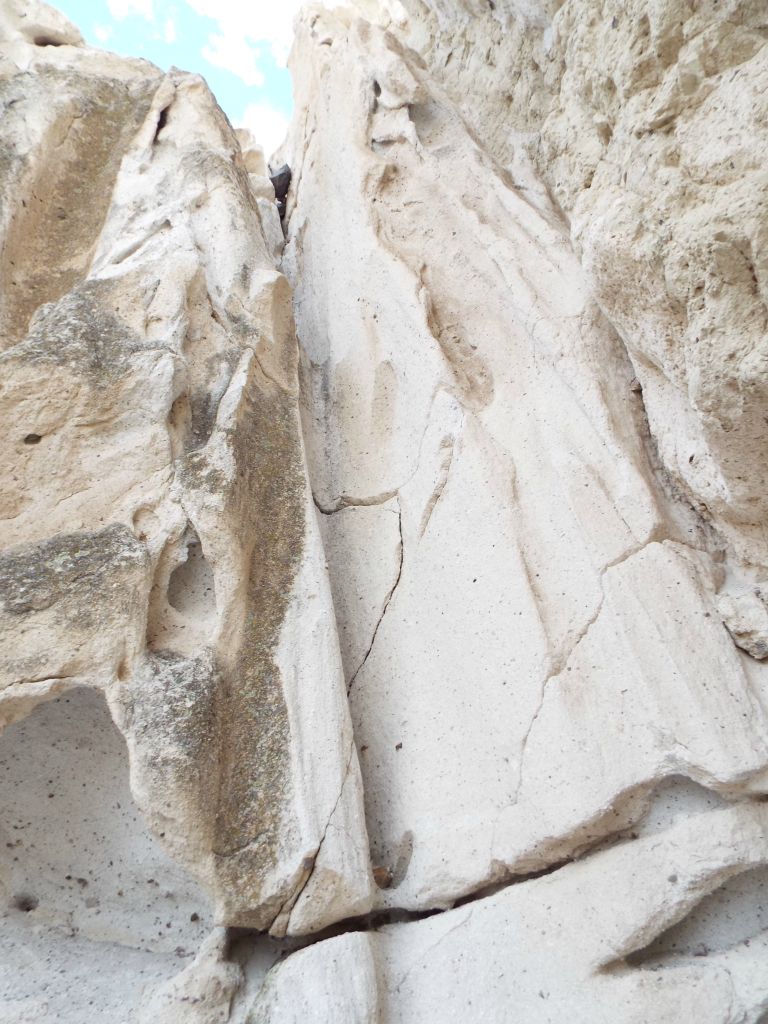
[1,0,767,1020]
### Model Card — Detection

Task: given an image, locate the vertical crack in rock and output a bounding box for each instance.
[2,0,768,1020]
[285,0,768,930]
[346,500,404,694]
[269,738,357,936]
[512,590,606,807]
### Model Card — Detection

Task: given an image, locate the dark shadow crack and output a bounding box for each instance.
[347,500,404,694]
[270,738,357,936]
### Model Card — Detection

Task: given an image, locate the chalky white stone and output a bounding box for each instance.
[1,0,767,1020]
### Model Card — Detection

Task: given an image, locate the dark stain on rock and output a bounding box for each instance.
[218,372,305,917]
[0,524,148,619]
[3,279,151,380]
[180,357,307,923]
[0,525,149,687]
[0,66,160,347]
[185,347,242,452]
[116,649,222,862]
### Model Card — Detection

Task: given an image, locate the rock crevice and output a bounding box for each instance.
[1,0,767,1020]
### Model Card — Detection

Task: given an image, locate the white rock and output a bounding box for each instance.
[374,803,768,1023]
[0,17,371,1001]
[285,5,768,913]
[2,0,768,1016]
[249,803,768,1022]
[249,932,380,1024]
[717,585,768,660]
[396,0,768,577]
[138,928,243,1024]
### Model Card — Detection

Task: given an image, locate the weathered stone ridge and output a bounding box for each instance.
[1,0,767,1021]
[1,2,370,1015]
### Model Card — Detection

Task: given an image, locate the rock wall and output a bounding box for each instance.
[1,0,767,1021]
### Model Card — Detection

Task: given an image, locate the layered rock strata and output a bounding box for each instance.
[1,0,767,1021]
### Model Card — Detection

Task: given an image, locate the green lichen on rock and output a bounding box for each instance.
[117,649,222,864]
[4,279,151,380]
[0,524,150,690]
[123,650,220,774]
[210,369,307,921]
[0,523,148,619]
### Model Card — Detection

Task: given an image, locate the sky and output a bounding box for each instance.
[52,0,306,155]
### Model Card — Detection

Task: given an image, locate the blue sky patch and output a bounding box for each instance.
[53,0,299,154]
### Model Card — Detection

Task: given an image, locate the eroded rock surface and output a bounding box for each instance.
[1,0,767,1020]
[1,2,371,1017]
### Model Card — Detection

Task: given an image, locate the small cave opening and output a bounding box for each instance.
[167,529,217,624]
[0,688,212,1021]
[11,892,39,912]
[153,105,170,143]
[146,528,218,656]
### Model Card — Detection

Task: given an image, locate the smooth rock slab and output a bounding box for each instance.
[248,803,768,1023]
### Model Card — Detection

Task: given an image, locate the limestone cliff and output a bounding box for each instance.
[1,0,767,1021]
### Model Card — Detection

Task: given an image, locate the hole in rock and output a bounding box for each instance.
[168,393,189,431]
[407,100,452,148]
[153,105,170,143]
[596,121,613,145]
[32,35,64,46]
[0,688,212,1022]
[11,892,39,912]
[146,529,217,655]
[166,392,192,458]
[132,506,161,546]
[23,433,42,445]
[628,864,768,963]
[167,529,216,624]
[227,930,290,1014]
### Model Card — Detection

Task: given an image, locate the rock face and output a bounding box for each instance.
[1,0,767,1021]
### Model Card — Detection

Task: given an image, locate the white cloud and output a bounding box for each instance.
[238,102,289,157]
[93,24,113,42]
[164,17,176,42]
[185,0,308,67]
[202,33,264,87]
[107,0,155,20]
